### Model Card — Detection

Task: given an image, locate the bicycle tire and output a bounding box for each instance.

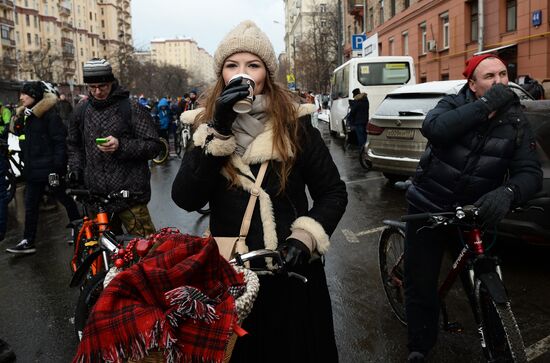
[474,278,527,362]
[74,270,107,340]
[5,170,16,203]
[174,131,182,157]
[378,226,407,325]
[153,137,169,164]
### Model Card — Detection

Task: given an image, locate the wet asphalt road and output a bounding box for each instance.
[0,121,549,362]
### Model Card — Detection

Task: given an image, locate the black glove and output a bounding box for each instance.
[212,77,251,135]
[277,238,311,268]
[68,169,83,187]
[474,186,515,227]
[479,83,516,112]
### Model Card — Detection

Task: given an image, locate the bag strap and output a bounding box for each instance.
[238,161,269,238]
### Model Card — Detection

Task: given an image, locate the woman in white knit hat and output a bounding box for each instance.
[172,20,347,362]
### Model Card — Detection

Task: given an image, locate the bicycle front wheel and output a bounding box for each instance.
[378,226,407,325]
[74,271,107,340]
[475,278,527,362]
[153,137,169,164]
[174,131,182,157]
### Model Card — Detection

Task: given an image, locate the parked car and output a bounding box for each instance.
[362,80,549,245]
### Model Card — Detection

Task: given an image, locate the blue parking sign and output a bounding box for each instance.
[352,34,367,51]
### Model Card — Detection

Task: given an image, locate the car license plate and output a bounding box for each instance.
[386,128,415,139]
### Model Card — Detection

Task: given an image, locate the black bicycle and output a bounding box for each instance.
[379,205,527,362]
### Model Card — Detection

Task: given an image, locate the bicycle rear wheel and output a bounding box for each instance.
[378,226,407,325]
[153,137,169,164]
[474,278,527,362]
[74,270,107,340]
[174,130,182,157]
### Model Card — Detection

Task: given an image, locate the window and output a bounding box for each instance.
[357,62,411,86]
[44,6,48,15]
[471,1,478,42]
[25,15,30,27]
[16,31,20,42]
[24,0,28,7]
[91,38,94,46]
[101,20,105,27]
[441,13,449,49]
[80,48,83,56]
[27,32,31,45]
[101,8,104,15]
[89,11,92,20]
[379,0,385,25]
[506,0,517,32]
[320,3,326,12]
[402,31,409,55]
[34,34,38,45]
[441,73,449,81]
[404,0,410,8]
[389,37,394,55]
[1,25,9,40]
[420,22,427,54]
[390,0,396,17]
[14,13,17,25]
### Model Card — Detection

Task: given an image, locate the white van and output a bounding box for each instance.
[329,56,416,137]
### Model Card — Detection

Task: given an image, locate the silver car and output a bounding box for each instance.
[361,80,534,183]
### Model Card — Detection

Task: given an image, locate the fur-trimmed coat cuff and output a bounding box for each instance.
[193,123,236,156]
[291,216,331,254]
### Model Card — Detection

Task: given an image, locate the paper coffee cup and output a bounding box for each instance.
[230,74,255,113]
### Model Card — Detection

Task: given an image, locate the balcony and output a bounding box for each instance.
[349,0,365,17]
[61,36,73,45]
[0,0,14,10]
[64,65,75,74]
[62,50,74,59]
[1,38,15,48]
[0,16,14,27]
[61,21,72,31]
[2,55,16,68]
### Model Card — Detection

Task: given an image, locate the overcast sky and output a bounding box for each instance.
[131,1,286,56]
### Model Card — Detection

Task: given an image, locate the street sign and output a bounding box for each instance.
[352,34,367,51]
[286,73,295,83]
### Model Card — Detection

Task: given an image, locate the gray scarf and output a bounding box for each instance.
[232,95,270,155]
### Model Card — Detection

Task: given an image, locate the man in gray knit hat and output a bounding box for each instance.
[67,58,161,236]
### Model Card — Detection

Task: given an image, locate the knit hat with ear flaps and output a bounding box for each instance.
[214,20,277,78]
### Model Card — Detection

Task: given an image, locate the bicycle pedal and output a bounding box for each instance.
[444,321,464,333]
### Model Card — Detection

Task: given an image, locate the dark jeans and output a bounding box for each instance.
[354,123,367,147]
[404,205,466,355]
[24,180,80,243]
[0,156,8,237]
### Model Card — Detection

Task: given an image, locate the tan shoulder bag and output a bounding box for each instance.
[213,161,269,260]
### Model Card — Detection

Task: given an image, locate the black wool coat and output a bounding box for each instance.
[409,84,542,211]
[18,93,68,183]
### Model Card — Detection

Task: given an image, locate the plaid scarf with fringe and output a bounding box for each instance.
[73,233,245,363]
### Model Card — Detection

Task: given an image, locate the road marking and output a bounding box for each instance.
[342,226,386,243]
[527,334,550,361]
[342,176,385,185]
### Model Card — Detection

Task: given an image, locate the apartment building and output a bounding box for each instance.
[150,38,215,84]
[346,0,550,83]
[0,0,132,84]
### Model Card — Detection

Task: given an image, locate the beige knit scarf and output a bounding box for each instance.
[232,95,270,156]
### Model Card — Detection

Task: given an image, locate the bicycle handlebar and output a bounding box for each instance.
[66,189,144,200]
[400,205,479,224]
[229,249,308,283]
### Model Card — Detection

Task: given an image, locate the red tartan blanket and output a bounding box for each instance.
[73,233,245,363]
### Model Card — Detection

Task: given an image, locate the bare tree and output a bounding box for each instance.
[293,1,339,93]
[19,44,63,81]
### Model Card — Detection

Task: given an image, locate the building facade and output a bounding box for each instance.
[149,38,215,85]
[344,0,550,83]
[0,0,132,84]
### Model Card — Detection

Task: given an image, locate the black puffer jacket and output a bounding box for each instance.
[17,93,67,183]
[67,84,161,212]
[408,84,542,211]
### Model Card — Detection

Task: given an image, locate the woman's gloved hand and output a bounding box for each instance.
[474,186,515,227]
[212,77,251,135]
[277,238,311,268]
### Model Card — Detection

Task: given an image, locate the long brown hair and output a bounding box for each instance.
[197,71,301,192]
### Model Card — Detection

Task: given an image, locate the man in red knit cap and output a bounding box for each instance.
[403,54,542,362]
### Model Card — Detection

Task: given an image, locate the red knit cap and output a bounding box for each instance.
[463,53,506,79]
